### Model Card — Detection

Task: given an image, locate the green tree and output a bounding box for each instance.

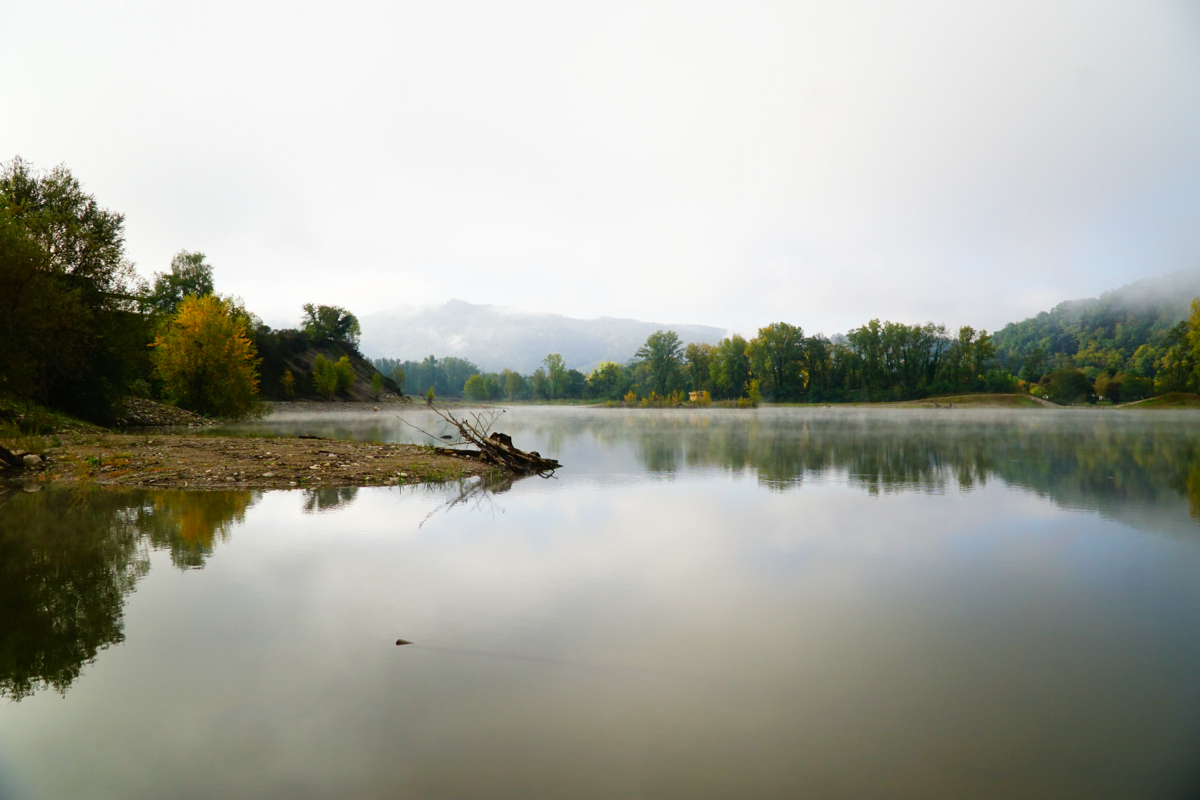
[369,372,383,399]
[635,330,685,396]
[502,369,527,400]
[1190,298,1200,388]
[301,304,361,348]
[711,335,751,399]
[151,295,261,417]
[312,355,338,399]
[1019,346,1048,382]
[803,335,835,400]
[746,322,806,401]
[1156,321,1195,393]
[586,361,627,400]
[530,367,551,400]
[683,342,715,393]
[147,251,214,316]
[0,158,148,423]
[334,356,354,395]
[1039,368,1093,405]
[543,353,567,399]
[563,369,586,398]
[463,374,489,401]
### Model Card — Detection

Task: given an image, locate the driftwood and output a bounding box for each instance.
[0,445,24,470]
[402,401,561,476]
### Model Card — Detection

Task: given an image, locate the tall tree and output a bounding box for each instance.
[0,158,147,423]
[152,295,261,417]
[530,367,551,400]
[747,322,806,400]
[301,304,361,348]
[711,335,751,399]
[587,361,627,400]
[147,251,214,316]
[543,353,567,399]
[683,342,715,393]
[635,330,684,396]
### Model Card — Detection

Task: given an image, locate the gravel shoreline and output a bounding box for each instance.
[18,432,490,490]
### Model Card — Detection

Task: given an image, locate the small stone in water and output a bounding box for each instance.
[395,639,412,646]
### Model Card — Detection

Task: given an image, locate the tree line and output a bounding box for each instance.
[377,306,1200,407]
[374,323,1017,404]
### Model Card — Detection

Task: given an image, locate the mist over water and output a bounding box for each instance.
[4,407,1200,798]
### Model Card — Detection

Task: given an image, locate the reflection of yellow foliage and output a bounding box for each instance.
[141,491,257,569]
[1187,466,1200,522]
[151,295,260,417]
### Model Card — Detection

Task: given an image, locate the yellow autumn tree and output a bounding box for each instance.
[151,295,261,418]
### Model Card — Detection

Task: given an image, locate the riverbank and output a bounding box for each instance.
[8,431,490,490]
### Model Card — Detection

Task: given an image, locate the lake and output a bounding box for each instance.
[3,406,1200,798]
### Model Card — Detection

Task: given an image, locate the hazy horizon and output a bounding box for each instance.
[3,0,1199,336]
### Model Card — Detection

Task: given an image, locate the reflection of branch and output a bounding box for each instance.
[418,471,541,528]
[0,487,20,510]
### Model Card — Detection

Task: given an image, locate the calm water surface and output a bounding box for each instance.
[3,407,1200,799]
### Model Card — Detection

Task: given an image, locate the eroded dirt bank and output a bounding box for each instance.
[22,433,489,490]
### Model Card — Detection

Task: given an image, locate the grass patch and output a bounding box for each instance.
[909,393,1047,408]
[1119,392,1200,409]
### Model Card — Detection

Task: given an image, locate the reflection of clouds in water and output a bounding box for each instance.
[7,435,1200,795]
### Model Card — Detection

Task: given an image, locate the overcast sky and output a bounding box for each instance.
[3,0,1199,336]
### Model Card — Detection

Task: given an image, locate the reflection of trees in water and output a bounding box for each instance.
[616,412,1200,516]
[135,491,259,569]
[0,488,260,700]
[303,487,359,513]
[0,489,150,700]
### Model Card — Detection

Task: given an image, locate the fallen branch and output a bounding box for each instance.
[0,445,24,470]
[399,401,561,476]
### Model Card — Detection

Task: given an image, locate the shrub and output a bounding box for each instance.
[281,370,295,398]
[1115,372,1153,402]
[463,374,489,401]
[334,356,354,394]
[312,355,338,399]
[1041,368,1093,405]
[370,372,383,399]
[747,379,763,406]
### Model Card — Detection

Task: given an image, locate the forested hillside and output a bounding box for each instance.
[994,270,1200,384]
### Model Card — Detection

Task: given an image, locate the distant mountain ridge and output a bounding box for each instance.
[360,300,728,373]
